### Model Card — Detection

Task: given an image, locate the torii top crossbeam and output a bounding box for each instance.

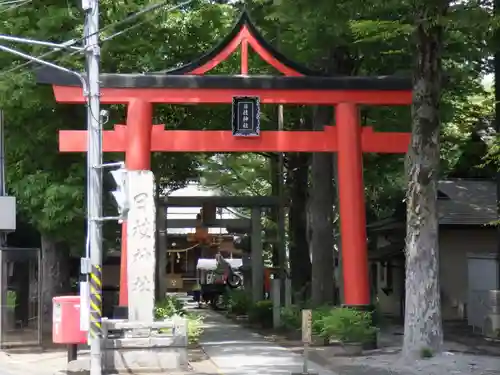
[35,10,413,309]
[36,10,411,154]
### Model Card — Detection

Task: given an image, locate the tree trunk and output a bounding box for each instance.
[403,1,448,359]
[41,234,71,338]
[494,0,500,292]
[287,151,311,300]
[309,106,335,307]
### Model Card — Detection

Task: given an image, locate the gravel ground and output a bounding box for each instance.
[324,352,500,375]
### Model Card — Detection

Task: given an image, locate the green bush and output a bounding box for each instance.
[280,305,335,334]
[280,305,301,330]
[227,290,251,315]
[420,347,434,359]
[248,300,273,327]
[311,306,333,336]
[154,296,185,319]
[186,313,204,345]
[154,296,205,344]
[318,307,377,343]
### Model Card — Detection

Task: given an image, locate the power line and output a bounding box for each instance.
[0,0,193,78]
[0,48,81,79]
[0,0,29,4]
[0,0,31,13]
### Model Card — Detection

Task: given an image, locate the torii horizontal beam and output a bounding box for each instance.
[51,85,412,105]
[164,195,284,207]
[165,218,250,229]
[59,124,410,153]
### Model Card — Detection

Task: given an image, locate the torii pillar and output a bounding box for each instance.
[120,99,153,306]
[59,114,410,308]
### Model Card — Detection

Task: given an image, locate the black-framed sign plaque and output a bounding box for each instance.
[231,96,261,137]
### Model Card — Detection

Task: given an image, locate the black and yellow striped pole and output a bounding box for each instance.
[89,264,103,339]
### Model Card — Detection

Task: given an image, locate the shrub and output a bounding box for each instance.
[186,313,204,345]
[248,300,273,327]
[311,306,333,336]
[279,305,333,333]
[319,307,377,343]
[154,297,205,344]
[154,295,185,319]
[420,347,434,359]
[227,289,251,315]
[280,305,301,330]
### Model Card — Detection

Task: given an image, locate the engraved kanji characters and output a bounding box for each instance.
[131,246,154,262]
[130,192,154,239]
[131,275,153,292]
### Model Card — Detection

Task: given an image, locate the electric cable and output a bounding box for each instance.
[0,0,194,127]
[0,0,31,13]
[0,0,30,5]
[0,0,194,78]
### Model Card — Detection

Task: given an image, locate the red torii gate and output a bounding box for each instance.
[36,11,412,308]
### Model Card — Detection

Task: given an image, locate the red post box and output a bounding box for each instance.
[52,296,88,344]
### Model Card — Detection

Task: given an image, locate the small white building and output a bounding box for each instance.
[166,183,240,235]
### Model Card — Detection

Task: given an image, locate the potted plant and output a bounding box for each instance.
[319,307,377,355]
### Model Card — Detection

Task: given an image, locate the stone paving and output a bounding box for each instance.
[199,310,337,375]
[0,348,73,375]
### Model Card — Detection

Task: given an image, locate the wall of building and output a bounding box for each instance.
[375,259,404,318]
[375,227,497,321]
[439,228,497,320]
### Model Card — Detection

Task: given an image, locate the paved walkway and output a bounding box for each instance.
[0,349,75,375]
[199,310,338,375]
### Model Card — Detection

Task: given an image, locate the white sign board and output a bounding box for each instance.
[0,196,16,231]
[127,170,156,323]
[301,309,312,343]
[53,302,62,323]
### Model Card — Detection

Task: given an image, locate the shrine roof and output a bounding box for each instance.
[36,69,411,91]
[35,10,412,91]
[162,10,318,76]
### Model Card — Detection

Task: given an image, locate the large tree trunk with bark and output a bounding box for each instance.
[309,106,335,307]
[287,151,312,300]
[41,234,71,338]
[403,1,448,359]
